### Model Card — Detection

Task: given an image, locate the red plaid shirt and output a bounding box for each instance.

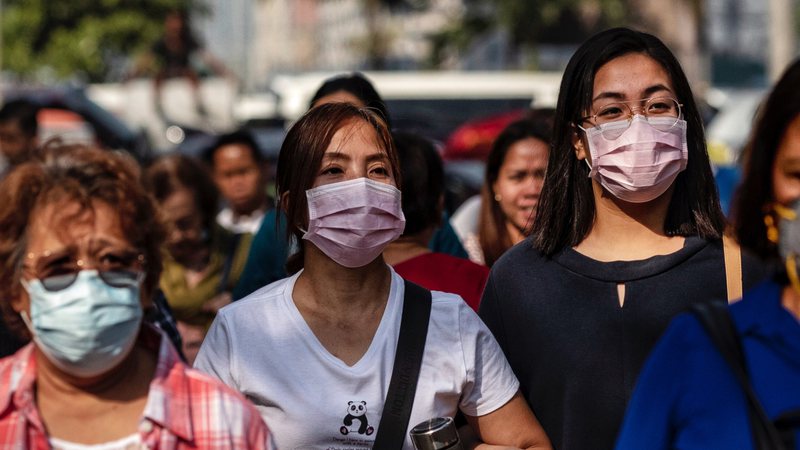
[0,328,275,449]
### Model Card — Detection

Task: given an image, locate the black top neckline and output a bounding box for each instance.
[552,235,711,283]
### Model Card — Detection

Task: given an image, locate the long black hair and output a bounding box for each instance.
[531,27,724,256]
[733,59,800,261]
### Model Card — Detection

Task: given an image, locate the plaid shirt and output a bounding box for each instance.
[0,327,275,450]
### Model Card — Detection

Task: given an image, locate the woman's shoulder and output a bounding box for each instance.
[219,275,294,317]
[490,237,554,275]
[428,289,489,333]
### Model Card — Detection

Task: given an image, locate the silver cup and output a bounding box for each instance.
[409,417,464,450]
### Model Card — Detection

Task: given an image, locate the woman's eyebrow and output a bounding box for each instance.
[592,84,673,103]
[366,152,389,163]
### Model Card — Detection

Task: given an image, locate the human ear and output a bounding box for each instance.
[279,191,290,213]
[10,284,29,315]
[572,128,588,162]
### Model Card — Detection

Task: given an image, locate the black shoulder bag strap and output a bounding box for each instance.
[690,301,786,450]
[372,280,432,450]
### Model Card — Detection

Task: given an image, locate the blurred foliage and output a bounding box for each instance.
[429,0,631,69]
[1,0,205,83]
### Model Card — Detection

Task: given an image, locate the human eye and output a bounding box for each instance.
[319,165,344,176]
[508,171,526,182]
[39,255,77,278]
[98,249,139,270]
[369,164,390,177]
[595,103,627,121]
[782,166,800,181]
[646,98,677,116]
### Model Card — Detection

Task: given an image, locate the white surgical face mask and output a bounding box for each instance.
[302,178,405,268]
[579,115,689,203]
[21,270,143,378]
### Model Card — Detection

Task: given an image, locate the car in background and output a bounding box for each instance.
[2,86,152,161]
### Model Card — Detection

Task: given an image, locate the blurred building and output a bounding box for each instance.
[197,0,465,90]
[706,0,770,86]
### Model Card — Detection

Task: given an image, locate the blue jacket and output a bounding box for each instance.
[615,280,800,449]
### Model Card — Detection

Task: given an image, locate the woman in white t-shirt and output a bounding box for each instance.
[195,103,551,449]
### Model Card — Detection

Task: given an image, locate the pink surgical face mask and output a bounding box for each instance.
[302,177,406,268]
[579,115,689,203]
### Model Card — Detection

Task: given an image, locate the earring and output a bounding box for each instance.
[494,194,502,202]
[765,202,798,244]
[764,213,779,244]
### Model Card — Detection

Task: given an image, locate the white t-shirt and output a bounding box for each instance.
[195,267,519,450]
[50,434,141,450]
[216,206,266,234]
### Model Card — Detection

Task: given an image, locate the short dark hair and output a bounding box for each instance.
[203,129,263,166]
[480,115,553,266]
[309,72,390,127]
[392,131,443,236]
[531,27,725,256]
[0,99,39,138]
[733,59,800,261]
[143,154,219,234]
[277,103,399,273]
[0,143,164,338]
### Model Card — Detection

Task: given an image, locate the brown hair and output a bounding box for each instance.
[143,154,219,234]
[0,143,165,338]
[276,102,400,273]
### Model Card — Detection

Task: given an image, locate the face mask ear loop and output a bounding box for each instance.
[20,310,34,334]
[786,254,800,296]
[19,310,47,352]
[574,124,594,175]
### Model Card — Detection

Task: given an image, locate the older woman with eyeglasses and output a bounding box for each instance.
[0,143,273,448]
[478,28,770,450]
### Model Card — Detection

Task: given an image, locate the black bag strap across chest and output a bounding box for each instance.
[691,301,786,450]
[372,280,432,450]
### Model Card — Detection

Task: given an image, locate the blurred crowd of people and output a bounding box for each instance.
[0,23,798,450]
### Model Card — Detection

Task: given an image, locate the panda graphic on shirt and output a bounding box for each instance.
[340,400,375,436]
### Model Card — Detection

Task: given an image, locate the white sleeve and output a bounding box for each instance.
[194,311,238,390]
[457,301,520,417]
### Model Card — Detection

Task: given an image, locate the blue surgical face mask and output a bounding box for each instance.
[21,270,143,378]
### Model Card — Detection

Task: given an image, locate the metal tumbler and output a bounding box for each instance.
[409,417,464,450]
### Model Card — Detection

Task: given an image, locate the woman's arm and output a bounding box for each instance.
[463,391,552,450]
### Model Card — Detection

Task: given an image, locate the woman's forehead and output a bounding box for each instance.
[325,119,386,155]
[591,53,674,101]
[27,200,129,253]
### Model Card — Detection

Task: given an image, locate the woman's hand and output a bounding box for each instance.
[463,391,552,450]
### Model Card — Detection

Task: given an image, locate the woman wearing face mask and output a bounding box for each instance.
[0,144,272,447]
[614,58,800,450]
[233,73,468,300]
[478,28,769,450]
[195,103,552,449]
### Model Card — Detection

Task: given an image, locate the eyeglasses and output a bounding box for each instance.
[578,96,683,139]
[22,248,145,292]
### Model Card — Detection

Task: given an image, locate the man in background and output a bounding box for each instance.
[204,129,271,234]
[0,99,39,171]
